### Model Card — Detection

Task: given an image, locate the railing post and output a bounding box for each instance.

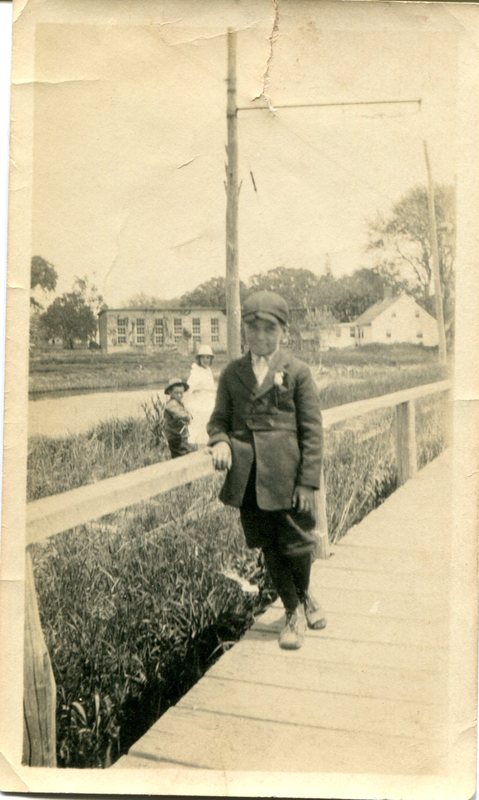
[395,400,417,486]
[23,550,57,766]
[314,464,330,559]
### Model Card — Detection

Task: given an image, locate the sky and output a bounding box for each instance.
[31,2,458,307]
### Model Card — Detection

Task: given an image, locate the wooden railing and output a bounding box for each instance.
[23,379,451,766]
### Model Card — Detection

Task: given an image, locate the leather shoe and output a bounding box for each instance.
[302,592,327,630]
[278,607,306,650]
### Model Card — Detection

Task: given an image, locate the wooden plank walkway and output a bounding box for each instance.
[114,450,451,775]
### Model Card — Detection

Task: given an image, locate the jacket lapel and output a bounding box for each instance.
[235,352,257,393]
[254,350,290,399]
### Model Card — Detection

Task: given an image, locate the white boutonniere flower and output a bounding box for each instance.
[273,370,284,386]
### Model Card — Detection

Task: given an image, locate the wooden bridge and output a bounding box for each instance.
[24,380,455,779]
[113,449,451,774]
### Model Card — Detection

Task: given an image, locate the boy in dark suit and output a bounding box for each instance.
[208,291,326,650]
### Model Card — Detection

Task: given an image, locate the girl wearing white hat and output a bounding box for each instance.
[185,344,216,446]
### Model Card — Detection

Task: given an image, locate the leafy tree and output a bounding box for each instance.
[30,256,58,309]
[40,293,97,349]
[368,184,455,333]
[331,268,386,322]
[316,271,340,310]
[248,267,321,309]
[180,276,248,308]
[72,275,106,316]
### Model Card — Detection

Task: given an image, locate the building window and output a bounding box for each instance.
[415,310,420,318]
[117,317,128,345]
[386,330,392,338]
[392,312,397,318]
[154,318,164,345]
[416,331,423,339]
[335,326,341,338]
[173,318,182,342]
[136,318,145,344]
[211,317,219,343]
[350,327,356,338]
[192,317,201,343]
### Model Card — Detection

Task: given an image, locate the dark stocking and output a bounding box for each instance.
[262,546,299,614]
[288,552,312,601]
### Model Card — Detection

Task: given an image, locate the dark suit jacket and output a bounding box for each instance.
[207,350,322,510]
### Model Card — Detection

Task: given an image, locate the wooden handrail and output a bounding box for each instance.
[27,449,216,546]
[321,379,451,427]
[26,379,451,547]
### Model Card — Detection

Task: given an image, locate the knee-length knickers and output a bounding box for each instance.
[239,464,317,558]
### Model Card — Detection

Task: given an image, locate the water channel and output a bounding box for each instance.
[28,385,165,438]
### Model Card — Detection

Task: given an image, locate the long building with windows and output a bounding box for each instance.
[98,307,227,353]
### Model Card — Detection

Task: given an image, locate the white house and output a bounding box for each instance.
[352,293,438,347]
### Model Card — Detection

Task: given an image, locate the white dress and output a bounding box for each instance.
[185,363,217,445]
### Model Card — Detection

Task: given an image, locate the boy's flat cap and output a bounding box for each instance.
[242,291,289,325]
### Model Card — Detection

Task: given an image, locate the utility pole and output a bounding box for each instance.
[225,28,242,360]
[423,141,448,363]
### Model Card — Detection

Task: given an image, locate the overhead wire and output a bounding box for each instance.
[271,106,423,210]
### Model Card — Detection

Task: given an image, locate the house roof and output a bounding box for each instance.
[354,295,401,326]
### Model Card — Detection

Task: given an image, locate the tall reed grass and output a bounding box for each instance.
[316,362,447,410]
[27,417,168,501]
[31,481,273,767]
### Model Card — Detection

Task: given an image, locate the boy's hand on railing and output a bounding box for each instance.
[210,442,232,471]
[292,485,315,515]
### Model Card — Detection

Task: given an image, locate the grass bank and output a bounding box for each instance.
[29,343,442,398]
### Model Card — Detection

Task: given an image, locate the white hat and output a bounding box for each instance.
[196,344,214,357]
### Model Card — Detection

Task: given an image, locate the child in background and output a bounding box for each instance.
[208,291,326,650]
[164,377,197,459]
[186,344,216,446]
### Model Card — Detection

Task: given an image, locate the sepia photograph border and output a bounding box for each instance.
[1,1,478,797]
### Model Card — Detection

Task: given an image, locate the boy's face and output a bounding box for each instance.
[243,318,284,357]
[169,385,184,402]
